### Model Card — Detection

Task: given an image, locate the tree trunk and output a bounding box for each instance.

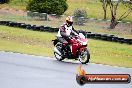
[103,9,107,19]
[109,17,118,29]
[102,1,108,20]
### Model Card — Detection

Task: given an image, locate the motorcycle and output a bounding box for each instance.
[52,33,90,64]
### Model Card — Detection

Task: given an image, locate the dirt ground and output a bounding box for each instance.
[0,7,26,16]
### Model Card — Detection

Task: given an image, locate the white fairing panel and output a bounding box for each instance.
[79,33,85,39]
[82,41,87,45]
[78,33,87,45]
[57,29,61,37]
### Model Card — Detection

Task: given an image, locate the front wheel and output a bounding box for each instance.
[78,48,90,64]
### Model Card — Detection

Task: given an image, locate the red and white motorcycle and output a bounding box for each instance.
[52,33,90,64]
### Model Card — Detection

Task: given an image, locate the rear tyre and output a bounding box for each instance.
[54,43,65,61]
[78,48,90,64]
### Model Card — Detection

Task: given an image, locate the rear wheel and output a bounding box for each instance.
[54,43,65,61]
[78,48,90,64]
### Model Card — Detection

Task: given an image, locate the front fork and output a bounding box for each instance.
[78,47,87,57]
[79,47,86,53]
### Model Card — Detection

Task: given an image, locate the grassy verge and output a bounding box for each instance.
[1,0,132,22]
[0,25,56,57]
[0,25,132,67]
[0,39,53,57]
[89,39,132,67]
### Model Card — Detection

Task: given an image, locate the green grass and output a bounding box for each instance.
[0,25,132,67]
[89,39,132,67]
[0,25,56,41]
[3,0,132,22]
[66,0,132,22]
[0,25,56,57]
[0,39,53,57]
[8,0,29,10]
[0,0,131,39]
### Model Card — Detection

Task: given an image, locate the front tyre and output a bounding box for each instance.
[78,48,90,64]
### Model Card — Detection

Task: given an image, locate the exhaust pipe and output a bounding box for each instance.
[54,47,61,55]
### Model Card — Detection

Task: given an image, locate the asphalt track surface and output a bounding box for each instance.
[0,51,132,88]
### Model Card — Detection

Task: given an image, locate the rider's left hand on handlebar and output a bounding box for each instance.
[75,35,79,38]
[69,35,73,39]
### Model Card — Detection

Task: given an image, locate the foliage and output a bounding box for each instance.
[26,0,68,15]
[73,8,87,18]
[0,0,10,4]
[73,8,87,25]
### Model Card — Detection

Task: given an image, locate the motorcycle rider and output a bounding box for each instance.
[57,16,79,55]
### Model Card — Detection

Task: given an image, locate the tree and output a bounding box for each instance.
[108,0,132,29]
[118,0,132,21]
[109,0,121,29]
[27,0,68,15]
[73,8,87,25]
[0,0,10,4]
[100,0,109,19]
